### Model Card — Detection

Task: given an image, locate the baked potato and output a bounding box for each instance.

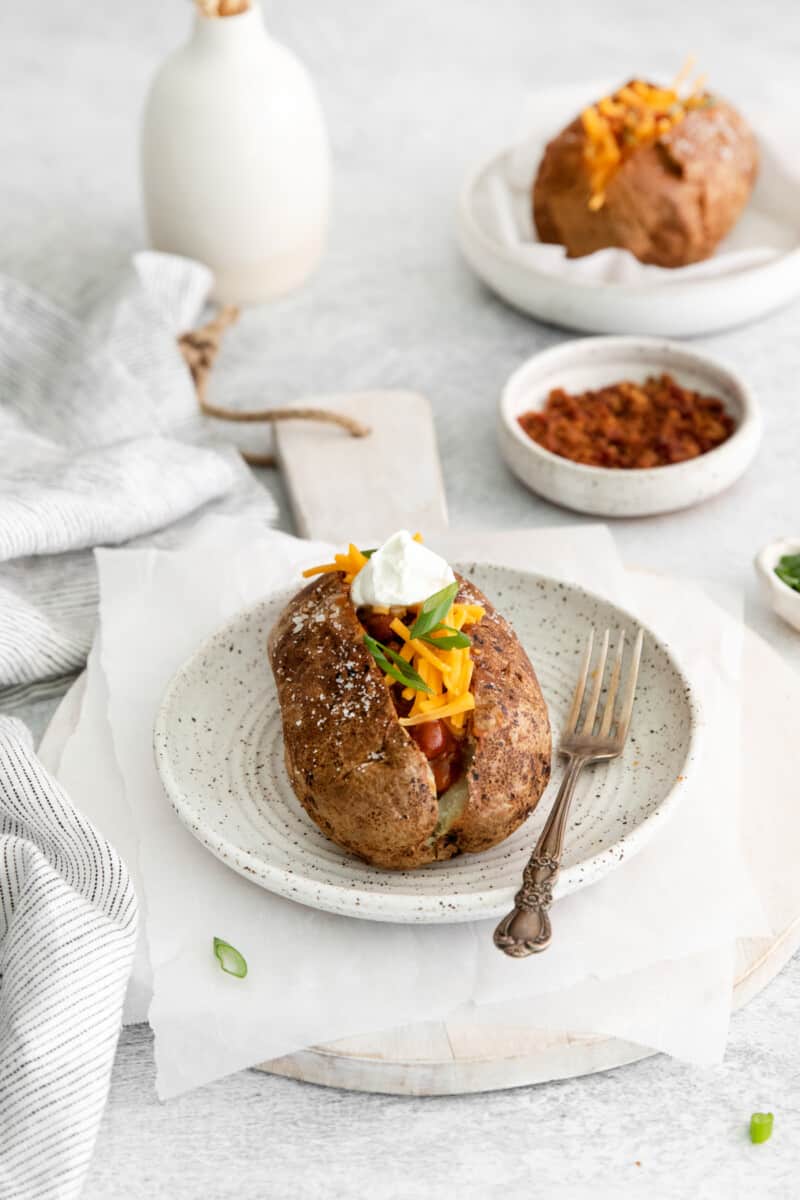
[532,79,758,267]
[267,552,551,870]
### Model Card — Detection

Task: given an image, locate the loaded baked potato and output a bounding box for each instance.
[268,532,551,870]
[533,77,758,267]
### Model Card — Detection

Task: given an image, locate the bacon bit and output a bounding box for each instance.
[518,374,734,470]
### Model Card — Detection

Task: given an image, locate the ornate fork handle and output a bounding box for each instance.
[494,754,588,957]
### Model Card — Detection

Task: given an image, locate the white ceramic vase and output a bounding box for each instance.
[141,3,330,304]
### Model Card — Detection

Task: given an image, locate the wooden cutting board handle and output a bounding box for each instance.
[274,391,449,543]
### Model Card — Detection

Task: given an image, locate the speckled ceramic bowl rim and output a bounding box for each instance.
[153,566,704,923]
[500,336,761,484]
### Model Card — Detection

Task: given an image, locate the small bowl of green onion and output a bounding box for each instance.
[755,538,800,632]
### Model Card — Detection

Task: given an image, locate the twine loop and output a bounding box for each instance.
[178,306,370,467]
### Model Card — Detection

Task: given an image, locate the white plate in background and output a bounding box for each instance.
[457,82,800,336]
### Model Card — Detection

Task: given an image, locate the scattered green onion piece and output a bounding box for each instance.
[410,582,459,639]
[213,937,248,979]
[775,553,800,594]
[419,624,471,650]
[750,1112,774,1144]
[364,634,432,693]
[361,548,377,558]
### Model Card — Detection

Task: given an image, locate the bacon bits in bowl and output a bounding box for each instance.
[498,336,761,517]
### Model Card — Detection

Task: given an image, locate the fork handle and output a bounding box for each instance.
[493,754,587,958]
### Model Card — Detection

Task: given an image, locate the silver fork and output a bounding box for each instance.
[494,625,644,958]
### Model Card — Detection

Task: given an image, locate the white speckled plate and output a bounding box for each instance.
[154,565,701,923]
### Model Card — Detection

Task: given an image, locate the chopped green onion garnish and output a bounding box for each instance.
[213,937,248,979]
[750,1112,774,1144]
[775,553,800,593]
[364,635,432,693]
[419,624,471,650]
[410,582,459,639]
[361,547,377,558]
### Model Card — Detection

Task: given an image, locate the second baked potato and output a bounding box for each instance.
[533,79,758,268]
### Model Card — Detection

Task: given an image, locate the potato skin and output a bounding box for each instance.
[533,98,758,267]
[267,572,551,870]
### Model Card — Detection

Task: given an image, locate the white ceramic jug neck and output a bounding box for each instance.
[190,3,266,52]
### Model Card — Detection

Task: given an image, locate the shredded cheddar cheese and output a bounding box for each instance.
[387,604,485,733]
[400,694,476,728]
[581,64,710,210]
[300,537,485,733]
[302,543,369,584]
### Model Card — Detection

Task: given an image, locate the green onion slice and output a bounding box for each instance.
[419,624,471,650]
[775,553,800,593]
[410,582,459,639]
[213,937,248,979]
[750,1112,774,1144]
[364,634,432,693]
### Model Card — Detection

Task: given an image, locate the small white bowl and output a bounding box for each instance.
[498,336,762,518]
[755,538,800,632]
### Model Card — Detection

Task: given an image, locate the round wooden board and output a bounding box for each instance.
[255,929,800,1095]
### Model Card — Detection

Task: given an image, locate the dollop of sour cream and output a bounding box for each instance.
[350,530,455,608]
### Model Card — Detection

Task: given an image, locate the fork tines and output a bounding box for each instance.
[563,626,644,749]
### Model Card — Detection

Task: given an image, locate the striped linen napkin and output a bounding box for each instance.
[0,717,137,1200]
[0,251,274,707]
[0,253,275,1195]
